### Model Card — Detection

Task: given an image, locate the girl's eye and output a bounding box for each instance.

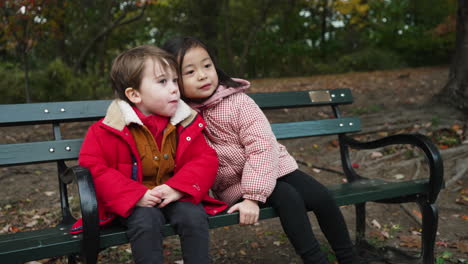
[204,64,212,68]
[184,70,194,75]
[172,78,178,83]
[158,79,167,84]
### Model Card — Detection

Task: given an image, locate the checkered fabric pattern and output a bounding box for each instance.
[200,92,298,205]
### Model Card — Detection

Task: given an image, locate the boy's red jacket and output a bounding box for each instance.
[71,99,226,234]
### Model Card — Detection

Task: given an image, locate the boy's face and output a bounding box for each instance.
[127,59,180,117]
[180,46,219,100]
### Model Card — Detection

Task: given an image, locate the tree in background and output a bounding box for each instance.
[0,0,58,102]
[440,0,468,111]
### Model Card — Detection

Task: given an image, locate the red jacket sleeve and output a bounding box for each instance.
[79,124,148,217]
[165,120,218,204]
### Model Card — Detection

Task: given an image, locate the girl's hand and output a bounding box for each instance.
[136,189,162,207]
[152,184,183,208]
[227,199,259,225]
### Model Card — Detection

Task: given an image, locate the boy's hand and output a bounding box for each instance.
[227,199,259,225]
[136,189,162,207]
[153,184,183,208]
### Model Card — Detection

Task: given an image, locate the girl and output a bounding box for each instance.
[163,37,360,264]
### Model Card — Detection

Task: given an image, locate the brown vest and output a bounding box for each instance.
[128,123,177,189]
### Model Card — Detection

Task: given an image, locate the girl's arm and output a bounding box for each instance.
[235,94,281,203]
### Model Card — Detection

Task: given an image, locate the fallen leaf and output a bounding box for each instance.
[174,260,184,264]
[369,230,386,241]
[239,249,247,255]
[371,219,381,229]
[370,152,383,159]
[394,174,405,180]
[26,220,38,228]
[436,241,449,247]
[273,241,281,246]
[412,209,422,219]
[399,235,421,248]
[44,191,55,197]
[330,140,339,147]
[352,163,360,169]
[312,168,321,173]
[250,242,259,249]
[456,241,468,253]
[8,226,20,233]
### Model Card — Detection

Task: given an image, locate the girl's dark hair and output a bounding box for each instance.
[162,36,243,90]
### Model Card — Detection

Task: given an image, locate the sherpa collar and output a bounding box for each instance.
[103,99,194,131]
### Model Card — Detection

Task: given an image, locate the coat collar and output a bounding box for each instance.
[103,99,196,131]
[188,78,250,111]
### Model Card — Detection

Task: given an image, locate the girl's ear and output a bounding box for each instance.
[125,87,141,104]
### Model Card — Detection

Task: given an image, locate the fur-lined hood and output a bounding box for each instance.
[102,99,197,131]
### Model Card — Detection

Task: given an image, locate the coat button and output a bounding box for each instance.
[213,210,217,213]
[163,154,169,160]
[198,123,203,128]
[153,156,159,160]
[186,136,191,141]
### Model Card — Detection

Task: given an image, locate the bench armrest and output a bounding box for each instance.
[61,166,100,261]
[340,133,444,204]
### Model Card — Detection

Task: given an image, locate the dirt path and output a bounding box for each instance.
[1,66,467,264]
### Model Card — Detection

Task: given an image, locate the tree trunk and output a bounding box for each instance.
[439,0,468,112]
[22,51,31,103]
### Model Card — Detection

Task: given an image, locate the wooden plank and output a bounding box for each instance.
[0,100,110,126]
[272,117,361,139]
[250,88,353,109]
[0,139,82,166]
[0,89,353,126]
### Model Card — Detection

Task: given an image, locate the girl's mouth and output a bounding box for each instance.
[200,84,211,90]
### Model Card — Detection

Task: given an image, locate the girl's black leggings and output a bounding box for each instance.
[265,170,358,264]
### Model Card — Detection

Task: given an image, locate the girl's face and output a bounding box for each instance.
[180,46,219,101]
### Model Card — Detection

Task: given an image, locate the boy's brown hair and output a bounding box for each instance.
[110,45,178,104]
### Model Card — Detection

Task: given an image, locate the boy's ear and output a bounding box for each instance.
[125,87,141,104]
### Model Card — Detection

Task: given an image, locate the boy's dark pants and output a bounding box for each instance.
[121,201,209,264]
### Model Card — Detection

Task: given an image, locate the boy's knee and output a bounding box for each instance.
[170,202,208,228]
[127,207,165,232]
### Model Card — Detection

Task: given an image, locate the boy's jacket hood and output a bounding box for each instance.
[103,99,196,131]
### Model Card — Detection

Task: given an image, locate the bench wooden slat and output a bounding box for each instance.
[273,117,361,139]
[249,89,353,109]
[0,100,110,126]
[0,89,352,126]
[0,139,82,166]
[0,178,429,263]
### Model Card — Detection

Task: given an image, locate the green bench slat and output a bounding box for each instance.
[0,100,111,126]
[249,89,353,108]
[0,89,353,126]
[272,117,361,139]
[0,178,429,263]
[0,118,361,166]
[0,139,82,166]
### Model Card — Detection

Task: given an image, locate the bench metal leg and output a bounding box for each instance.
[355,203,366,246]
[418,200,438,264]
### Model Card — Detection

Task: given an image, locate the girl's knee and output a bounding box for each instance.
[127,207,165,232]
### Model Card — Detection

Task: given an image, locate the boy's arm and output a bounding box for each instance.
[164,118,218,204]
[79,125,148,217]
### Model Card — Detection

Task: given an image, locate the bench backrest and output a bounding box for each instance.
[0,88,360,167]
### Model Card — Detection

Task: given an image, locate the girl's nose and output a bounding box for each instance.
[198,70,207,80]
[169,82,179,94]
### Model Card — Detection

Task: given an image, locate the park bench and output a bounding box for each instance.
[0,88,443,264]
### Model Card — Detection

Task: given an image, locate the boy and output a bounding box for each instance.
[71,45,226,264]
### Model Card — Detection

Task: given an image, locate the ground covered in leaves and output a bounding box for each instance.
[1,66,467,264]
